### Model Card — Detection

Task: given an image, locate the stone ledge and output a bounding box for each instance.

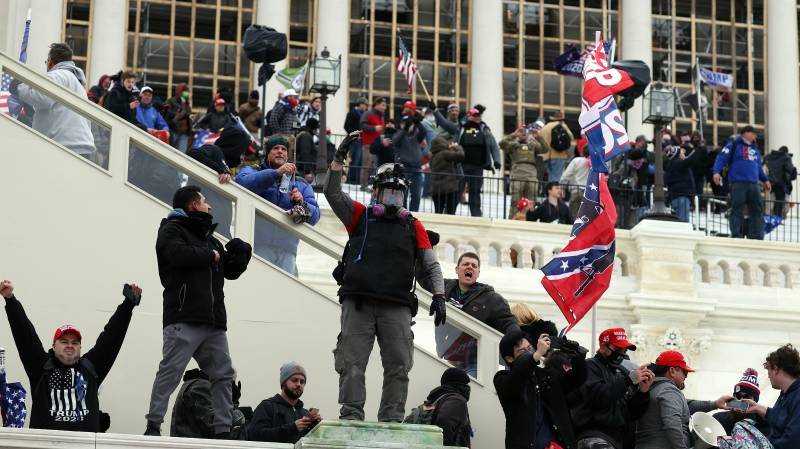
[295,420,461,449]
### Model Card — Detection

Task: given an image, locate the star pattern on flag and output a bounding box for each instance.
[1,370,28,428]
[560,260,570,271]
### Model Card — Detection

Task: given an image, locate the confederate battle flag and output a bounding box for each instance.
[540,170,617,333]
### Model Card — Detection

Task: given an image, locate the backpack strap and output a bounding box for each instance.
[430,392,460,424]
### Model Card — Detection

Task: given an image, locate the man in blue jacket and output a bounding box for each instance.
[712,125,771,239]
[136,86,169,131]
[236,135,320,275]
[743,344,800,449]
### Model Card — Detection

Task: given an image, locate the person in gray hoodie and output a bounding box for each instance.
[635,350,733,449]
[13,42,97,163]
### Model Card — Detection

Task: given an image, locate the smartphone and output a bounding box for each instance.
[309,407,319,415]
[619,359,640,383]
[726,400,749,412]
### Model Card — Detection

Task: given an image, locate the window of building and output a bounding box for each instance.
[62,0,93,76]
[348,0,471,116]
[124,0,255,111]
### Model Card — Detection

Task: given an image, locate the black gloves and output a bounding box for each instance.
[335,132,361,164]
[225,237,252,257]
[430,294,447,326]
[224,238,253,280]
[427,101,437,112]
[231,380,242,404]
[493,161,502,170]
[9,79,20,96]
[122,284,141,307]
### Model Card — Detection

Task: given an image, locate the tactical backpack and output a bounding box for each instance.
[403,393,456,425]
[716,419,773,449]
[550,124,571,152]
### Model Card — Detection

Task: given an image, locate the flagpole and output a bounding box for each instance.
[696,57,703,140]
[414,70,432,102]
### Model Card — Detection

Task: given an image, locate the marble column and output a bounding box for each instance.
[620,0,653,141]
[89,0,126,86]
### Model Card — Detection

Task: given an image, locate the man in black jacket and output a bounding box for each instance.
[1,279,141,432]
[170,368,248,438]
[369,120,397,167]
[570,328,654,449]
[527,182,572,224]
[420,367,472,447]
[239,362,321,443]
[495,329,587,449]
[432,251,519,378]
[144,185,252,438]
[295,118,320,182]
[765,145,797,216]
[344,98,368,184]
[104,70,142,128]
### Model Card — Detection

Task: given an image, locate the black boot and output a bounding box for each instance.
[144,421,161,436]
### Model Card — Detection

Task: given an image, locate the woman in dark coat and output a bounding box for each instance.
[430,137,465,215]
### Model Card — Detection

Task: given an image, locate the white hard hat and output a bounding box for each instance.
[283,88,298,97]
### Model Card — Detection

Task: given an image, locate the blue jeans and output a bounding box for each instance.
[671,196,691,223]
[422,171,432,198]
[730,182,764,239]
[404,166,423,212]
[547,159,566,182]
[346,141,362,184]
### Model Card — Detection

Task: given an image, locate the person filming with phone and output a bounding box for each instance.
[712,368,770,436]
[1,279,142,432]
[238,362,321,443]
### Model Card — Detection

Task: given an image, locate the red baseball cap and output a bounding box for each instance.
[467,107,481,117]
[599,328,637,351]
[214,97,226,106]
[53,325,82,343]
[656,350,695,372]
[403,101,417,110]
[517,198,530,211]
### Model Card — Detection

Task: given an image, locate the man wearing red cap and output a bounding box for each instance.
[571,328,654,449]
[0,279,141,432]
[635,350,733,449]
[197,97,235,132]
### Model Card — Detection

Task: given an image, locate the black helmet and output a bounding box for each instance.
[371,163,408,191]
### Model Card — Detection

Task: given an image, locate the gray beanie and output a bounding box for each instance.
[280,361,307,387]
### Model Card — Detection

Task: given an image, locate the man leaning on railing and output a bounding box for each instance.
[11,42,97,164]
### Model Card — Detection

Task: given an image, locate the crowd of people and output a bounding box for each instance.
[4,41,800,449]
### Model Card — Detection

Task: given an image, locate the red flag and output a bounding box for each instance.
[540,171,617,333]
[581,33,633,106]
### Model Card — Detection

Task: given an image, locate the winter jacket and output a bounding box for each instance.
[104,83,140,126]
[16,61,97,158]
[527,201,572,224]
[155,209,251,330]
[665,147,698,198]
[713,135,769,184]
[392,124,426,168]
[268,99,298,136]
[430,138,465,194]
[634,377,716,449]
[4,294,133,432]
[765,149,796,188]
[197,111,235,132]
[765,378,800,449]
[712,410,770,437]
[239,394,310,443]
[434,280,519,363]
[238,102,262,134]
[494,350,588,449]
[571,352,651,449]
[296,103,320,128]
[539,120,575,161]
[187,144,229,174]
[434,110,501,171]
[690,143,708,178]
[165,96,193,136]
[369,130,396,166]
[426,384,472,448]
[561,157,591,194]
[360,108,385,145]
[235,166,320,255]
[136,102,169,130]
[170,369,245,438]
[499,135,543,169]
[344,107,363,134]
[295,128,317,176]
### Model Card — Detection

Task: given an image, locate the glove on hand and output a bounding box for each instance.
[430,294,447,326]
[288,202,312,224]
[335,131,361,163]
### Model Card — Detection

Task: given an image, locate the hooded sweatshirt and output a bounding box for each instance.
[426,384,472,447]
[713,135,769,184]
[3,294,133,432]
[17,61,97,158]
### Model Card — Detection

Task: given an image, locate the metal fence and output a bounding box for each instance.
[310,164,800,243]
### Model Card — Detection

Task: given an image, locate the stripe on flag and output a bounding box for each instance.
[396,36,417,93]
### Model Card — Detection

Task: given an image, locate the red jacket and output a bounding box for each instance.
[360,109,385,145]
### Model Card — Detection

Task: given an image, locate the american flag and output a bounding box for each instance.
[396,36,417,93]
[0,370,27,428]
[0,73,12,116]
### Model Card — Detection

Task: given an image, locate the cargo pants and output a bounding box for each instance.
[509,163,538,218]
[334,297,414,422]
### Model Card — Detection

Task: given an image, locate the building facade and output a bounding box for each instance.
[0,0,798,158]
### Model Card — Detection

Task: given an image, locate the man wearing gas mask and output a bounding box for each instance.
[324,132,447,422]
[570,328,655,449]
